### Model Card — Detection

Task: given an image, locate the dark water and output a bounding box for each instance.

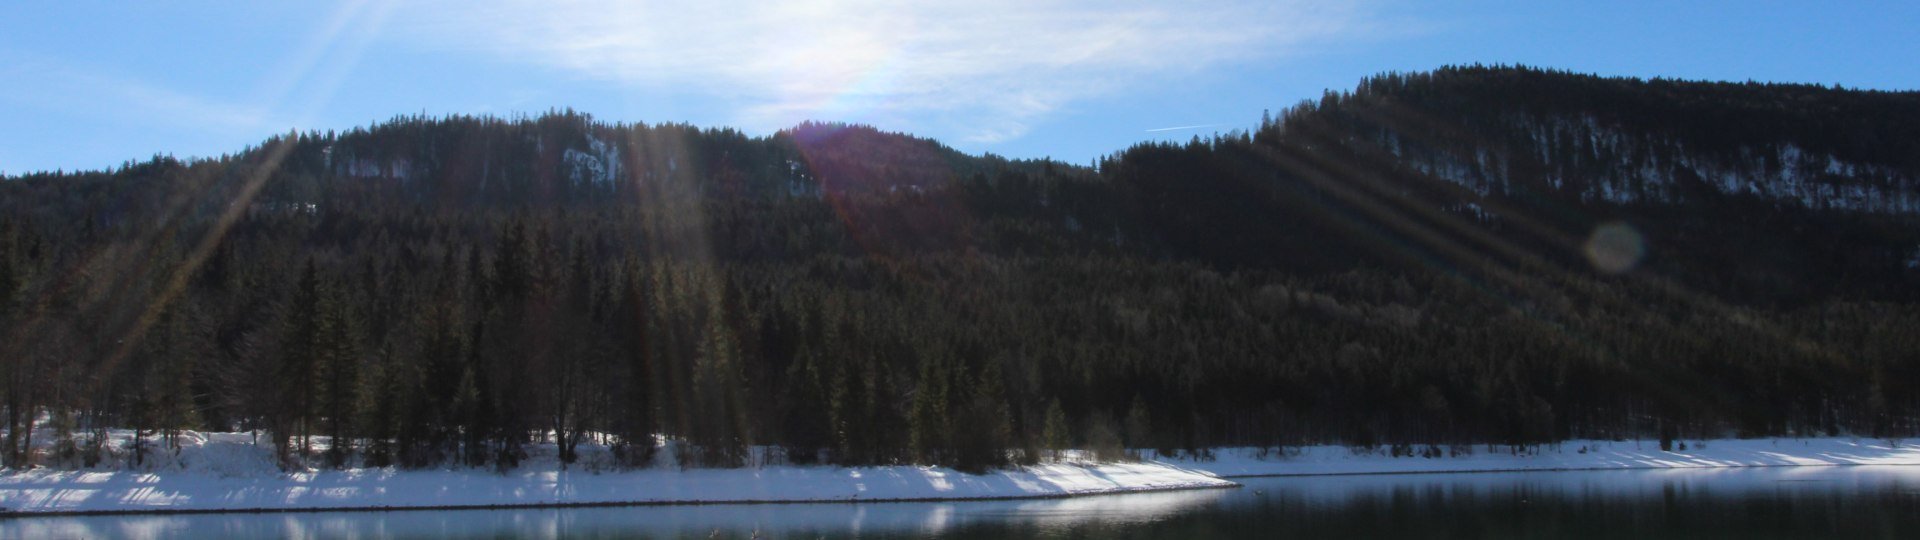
[7,466,1919,539]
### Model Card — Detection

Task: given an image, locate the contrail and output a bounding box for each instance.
[1144,123,1224,133]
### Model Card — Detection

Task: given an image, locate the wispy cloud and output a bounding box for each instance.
[253,0,396,127]
[1144,123,1226,133]
[0,0,392,161]
[407,0,1375,144]
[0,50,277,135]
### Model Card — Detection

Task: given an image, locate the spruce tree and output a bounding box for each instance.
[275,259,324,466]
[690,298,748,467]
[908,351,951,465]
[1042,399,1070,462]
[613,262,658,468]
[1125,398,1152,459]
[317,276,362,469]
[953,355,1012,472]
[778,344,829,465]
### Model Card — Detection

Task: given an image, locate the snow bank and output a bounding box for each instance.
[0,461,1232,515]
[0,429,1232,515]
[1152,438,1920,478]
[6,432,1919,515]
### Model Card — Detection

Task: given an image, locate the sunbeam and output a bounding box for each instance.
[97,137,298,392]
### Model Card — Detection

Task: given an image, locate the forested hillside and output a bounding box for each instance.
[2,66,1917,473]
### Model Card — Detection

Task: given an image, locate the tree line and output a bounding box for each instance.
[2,67,1918,473]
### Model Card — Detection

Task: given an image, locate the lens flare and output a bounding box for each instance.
[1584,221,1645,274]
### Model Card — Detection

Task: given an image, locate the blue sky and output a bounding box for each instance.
[3,1,1917,175]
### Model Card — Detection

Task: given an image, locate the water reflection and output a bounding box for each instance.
[1231,466,1920,539]
[7,466,1919,539]
[0,486,1229,539]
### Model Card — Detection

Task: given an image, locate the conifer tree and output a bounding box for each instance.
[362,345,408,468]
[690,295,749,467]
[612,261,658,467]
[1125,397,1152,458]
[953,355,1012,472]
[908,351,951,464]
[778,344,830,465]
[275,259,324,465]
[316,282,362,468]
[1042,399,1070,461]
[151,302,199,454]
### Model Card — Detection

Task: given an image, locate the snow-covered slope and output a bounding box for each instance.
[0,429,1231,515]
[1365,117,1920,214]
[0,460,1230,515]
[1152,438,1920,478]
[4,429,1918,515]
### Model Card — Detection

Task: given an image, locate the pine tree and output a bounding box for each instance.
[362,345,407,468]
[151,303,199,454]
[1125,397,1152,459]
[908,351,951,464]
[828,347,874,466]
[953,355,1012,472]
[1084,411,1125,462]
[1042,399,1070,462]
[689,295,748,467]
[553,244,594,466]
[612,261,658,468]
[317,276,362,468]
[408,251,467,467]
[0,219,17,316]
[778,344,830,465]
[275,259,324,466]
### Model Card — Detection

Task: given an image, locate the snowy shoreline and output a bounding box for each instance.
[1157,437,1920,478]
[0,464,1239,517]
[0,463,1240,516]
[0,430,1237,516]
[3,434,1918,516]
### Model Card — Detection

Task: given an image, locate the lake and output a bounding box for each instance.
[7,466,1919,538]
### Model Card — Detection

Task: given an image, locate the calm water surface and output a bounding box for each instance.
[7,466,1919,539]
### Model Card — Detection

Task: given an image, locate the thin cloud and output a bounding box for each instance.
[0,51,277,135]
[253,0,396,127]
[1144,123,1226,133]
[404,0,1375,144]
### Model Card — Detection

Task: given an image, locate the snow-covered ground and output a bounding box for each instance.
[1151,437,1920,478]
[3,430,1918,515]
[0,430,1230,515]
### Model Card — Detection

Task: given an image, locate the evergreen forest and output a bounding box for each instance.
[3,66,1918,473]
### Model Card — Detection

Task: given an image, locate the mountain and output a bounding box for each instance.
[1320,67,1920,212]
[1101,66,1920,302]
[1,66,1916,472]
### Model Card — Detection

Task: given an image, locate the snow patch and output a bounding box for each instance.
[562,134,622,185]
